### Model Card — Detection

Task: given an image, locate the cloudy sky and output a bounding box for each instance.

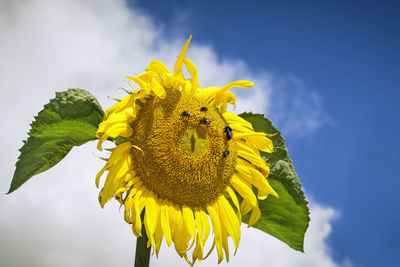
[1,0,399,266]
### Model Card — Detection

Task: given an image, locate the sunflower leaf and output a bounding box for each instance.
[8,89,104,194]
[238,112,310,252]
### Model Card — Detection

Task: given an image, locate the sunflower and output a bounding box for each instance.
[95,36,278,264]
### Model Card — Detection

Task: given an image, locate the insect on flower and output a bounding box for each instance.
[199,117,211,125]
[182,111,191,117]
[222,149,230,158]
[224,126,233,140]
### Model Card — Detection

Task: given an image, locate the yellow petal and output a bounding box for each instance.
[154,220,164,257]
[221,226,230,262]
[127,75,147,88]
[218,91,236,113]
[174,35,192,78]
[146,60,171,76]
[100,159,130,207]
[124,181,141,223]
[223,112,254,130]
[196,86,220,103]
[251,170,278,199]
[230,174,257,208]
[132,188,144,236]
[104,122,133,139]
[207,203,224,263]
[96,134,108,151]
[226,186,241,221]
[167,203,179,237]
[182,206,196,239]
[144,191,159,247]
[235,162,275,199]
[97,111,135,140]
[96,142,131,194]
[194,208,204,258]
[183,58,198,92]
[248,204,261,227]
[170,204,191,255]
[240,199,253,215]
[234,132,274,153]
[194,209,211,259]
[150,78,166,99]
[228,123,254,134]
[160,200,172,246]
[236,141,269,171]
[200,210,210,243]
[106,93,139,117]
[214,80,253,104]
[218,196,240,251]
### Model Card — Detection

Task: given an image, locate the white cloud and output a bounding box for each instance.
[0,0,341,266]
[266,74,329,137]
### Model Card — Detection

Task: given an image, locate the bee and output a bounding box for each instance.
[182,111,191,117]
[200,107,208,112]
[224,126,233,140]
[222,149,230,158]
[200,117,211,125]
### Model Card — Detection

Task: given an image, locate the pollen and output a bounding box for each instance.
[130,88,237,207]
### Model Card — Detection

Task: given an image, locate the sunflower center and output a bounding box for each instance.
[178,125,209,156]
[130,88,237,207]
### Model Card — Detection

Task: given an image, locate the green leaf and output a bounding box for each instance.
[239,112,310,252]
[8,89,104,194]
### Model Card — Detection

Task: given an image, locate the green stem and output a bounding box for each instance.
[134,214,151,267]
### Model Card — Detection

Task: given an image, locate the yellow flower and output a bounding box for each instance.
[96,36,278,264]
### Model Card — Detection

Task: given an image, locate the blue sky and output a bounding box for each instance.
[0,0,399,266]
[129,0,400,266]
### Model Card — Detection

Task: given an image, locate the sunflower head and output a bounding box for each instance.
[96,36,278,264]
[129,86,238,207]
